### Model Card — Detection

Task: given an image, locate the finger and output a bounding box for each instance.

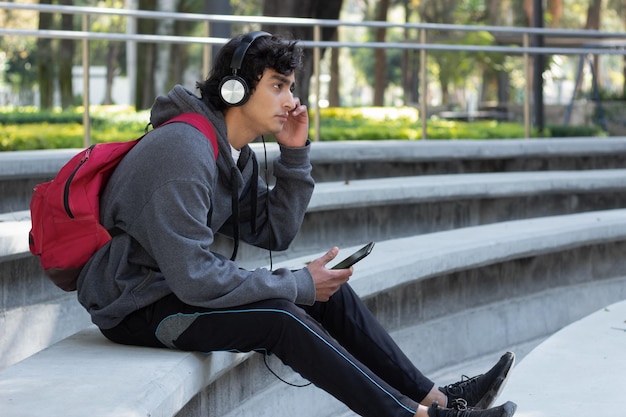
[320,247,339,265]
[290,105,306,118]
[306,247,338,269]
[341,267,353,281]
[297,104,308,116]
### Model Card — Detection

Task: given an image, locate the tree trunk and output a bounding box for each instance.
[204,0,232,63]
[402,0,419,105]
[328,34,340,107]
[37,0,54,109]
[548,0,563,27]
[418,0,460,107]
[104,2,126,106]
[168,0,203,91]
[262,0,343,106]
[585,0,603,89]
[135,0,157,110]
[484,0,511,107]
[373,0,390,106]
[58,0,75,109]
[155,0,176,95]
[104,42,120,105]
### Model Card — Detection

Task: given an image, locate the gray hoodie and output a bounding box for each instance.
[77,85,316,329]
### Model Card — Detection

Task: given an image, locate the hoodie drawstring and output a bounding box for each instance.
[249,154,259,235]
[229,152,259,261]
[230,166,240,261]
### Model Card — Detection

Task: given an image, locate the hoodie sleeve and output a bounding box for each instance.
[236,141,315,251]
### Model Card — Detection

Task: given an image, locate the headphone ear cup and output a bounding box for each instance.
[219,75,249,106]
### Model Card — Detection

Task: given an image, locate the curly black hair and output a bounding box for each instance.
[197,33,304,111]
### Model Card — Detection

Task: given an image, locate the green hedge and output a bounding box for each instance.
[0,106,150,151]
[0,106,607,151]
[313,107,605,141]
[0,111,83,124]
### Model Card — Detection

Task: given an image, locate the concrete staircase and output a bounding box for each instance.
[1,138,626,416]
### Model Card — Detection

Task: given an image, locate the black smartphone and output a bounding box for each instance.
[331,242,375,269]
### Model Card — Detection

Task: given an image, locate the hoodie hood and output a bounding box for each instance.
[150,85,232,165]
[149,85,258,184]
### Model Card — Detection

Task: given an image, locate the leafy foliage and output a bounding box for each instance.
[0,106,606,151]
[0,106,150,151]
[314,106,520,140]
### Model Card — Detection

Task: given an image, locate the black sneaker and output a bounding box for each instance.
[427,400,517,417]
[439,352,515,409]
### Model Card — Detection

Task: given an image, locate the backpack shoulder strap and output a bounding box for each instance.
[162,113,219,160]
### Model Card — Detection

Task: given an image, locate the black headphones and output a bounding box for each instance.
[219,31,272,107]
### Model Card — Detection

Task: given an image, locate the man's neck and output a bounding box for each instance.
[223,108,255,150]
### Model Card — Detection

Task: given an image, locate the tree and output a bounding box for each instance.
[94,0,128,105]
[135,0,157,110]
[262,0,344,106]
[165,0,207,90]
[373,0,390,106]
[58,0,75,109]
[4,41,38,105]
[523,0,562,27]
[328,31,340,107]
[1,7,38,105]
[615,0,626,96]
[37,0,54,110]
[483,0,513,105]
[35,0,78,110]
[402,0,420,106]
[204,0,232,63]
[568,0,603,100]
[131,0,208,108]
[417,0,462,105]
[584,0,603,89]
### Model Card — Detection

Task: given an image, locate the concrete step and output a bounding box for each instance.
[4,137,626,211]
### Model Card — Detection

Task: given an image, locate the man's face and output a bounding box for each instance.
[242,68,297,135]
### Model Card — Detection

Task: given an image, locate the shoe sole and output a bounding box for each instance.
[475,352,515,409]
[501,401,517,417]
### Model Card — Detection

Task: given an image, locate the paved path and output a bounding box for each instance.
[500,299,626,417]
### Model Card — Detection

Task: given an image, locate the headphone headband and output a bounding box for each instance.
[230,31,272,73]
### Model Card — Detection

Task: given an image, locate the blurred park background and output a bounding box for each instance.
[0,0,625,149]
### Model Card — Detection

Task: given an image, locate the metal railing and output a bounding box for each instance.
[1,1,625,143]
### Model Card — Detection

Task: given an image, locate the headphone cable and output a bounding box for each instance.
[261,136,273,271]
[261,137,313,388]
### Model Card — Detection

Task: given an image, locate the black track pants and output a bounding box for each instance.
[100,284,434,417]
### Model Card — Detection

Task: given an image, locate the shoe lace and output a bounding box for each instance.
[432,400,477,417]
[449,398,469,411]
[448,399,478,417]
[445,374,482,398]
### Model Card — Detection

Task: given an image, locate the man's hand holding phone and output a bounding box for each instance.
[330,242,375,270]
[306,243,375,302]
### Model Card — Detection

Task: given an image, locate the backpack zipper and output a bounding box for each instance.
[64,145,95,218]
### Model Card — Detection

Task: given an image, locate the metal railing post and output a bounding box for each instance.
[523,33,531,139]
[420,28,427,140]
[313,25,321,142]
[202,21,211,79]
[82,14,91,147]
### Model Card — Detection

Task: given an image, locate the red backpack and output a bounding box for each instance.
[28,113,218,291]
